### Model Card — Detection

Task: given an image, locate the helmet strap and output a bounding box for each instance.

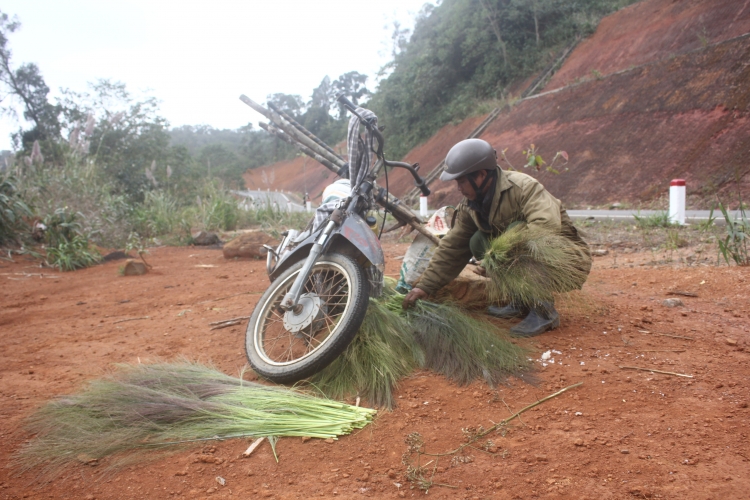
[467,169,496,204]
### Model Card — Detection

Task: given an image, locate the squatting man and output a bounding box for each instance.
[402,138,591,337]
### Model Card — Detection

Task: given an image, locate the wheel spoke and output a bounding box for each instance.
[255,260,355,365]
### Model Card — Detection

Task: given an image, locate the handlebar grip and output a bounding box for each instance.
[336,93,358,112]
[419,183,431,197]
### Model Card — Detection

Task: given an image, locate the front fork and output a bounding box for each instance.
[279,219,337,311]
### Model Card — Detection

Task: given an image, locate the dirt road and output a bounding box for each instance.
[1,244,748,499]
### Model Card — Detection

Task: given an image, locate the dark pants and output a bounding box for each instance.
[469,230,491,260]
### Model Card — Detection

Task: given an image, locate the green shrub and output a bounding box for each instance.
[243,201,311,237]
[633,211,674,229]
[194,181,241,232]
[0,175,32,246]
[717,201,748,266]
[43,208,85,248]
[132,190,184,237]
[45,234,101,271]
[42,209,101,271]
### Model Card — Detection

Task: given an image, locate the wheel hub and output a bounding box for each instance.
[282,293,322,333]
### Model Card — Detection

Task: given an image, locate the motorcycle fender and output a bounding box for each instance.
[331,213,385,268]
[268,214,384,281]
[268,237,315,282]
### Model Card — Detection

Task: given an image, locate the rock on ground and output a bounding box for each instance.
[122,259,148,276]
[192,231,220,246]
[223,231,276,259]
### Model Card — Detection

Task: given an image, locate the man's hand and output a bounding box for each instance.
[402,287,428,309]
[472,265,487,277]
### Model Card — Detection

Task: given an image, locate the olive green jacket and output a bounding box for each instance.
[417,167,590,295]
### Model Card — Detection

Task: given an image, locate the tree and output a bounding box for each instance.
[266,93,305,118]
[332,71,371,118]
[60,80,174,199]
[0,11,62,158]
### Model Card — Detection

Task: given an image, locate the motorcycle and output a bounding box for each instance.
[243,95,434,384]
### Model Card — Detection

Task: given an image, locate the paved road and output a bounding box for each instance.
[566,209,743,225]
[232,190,309,213]
[420,208,743,225]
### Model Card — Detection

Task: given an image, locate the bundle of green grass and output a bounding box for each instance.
[308,280,528,409]
[15,362,375,479]
[482,224,590,307]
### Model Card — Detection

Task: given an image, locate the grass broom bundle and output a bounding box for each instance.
[308,293,423,409]
[15,362,375,479]
[384,289,528,387]
[482,224,590,308]
[307,280,527,408]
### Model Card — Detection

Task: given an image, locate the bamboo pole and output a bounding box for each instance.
[260,123,341,174]
[242,94,436,242]
[240,95,345,169]
[267,102,343,161]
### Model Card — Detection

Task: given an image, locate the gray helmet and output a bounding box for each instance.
[439,138,497,182]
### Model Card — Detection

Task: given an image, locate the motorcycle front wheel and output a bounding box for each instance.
[245,252,369,383]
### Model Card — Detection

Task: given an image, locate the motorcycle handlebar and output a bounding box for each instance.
[385,160,431,197]
[336,93,358,113]
[337,94,429,196]
[336,93,384,158]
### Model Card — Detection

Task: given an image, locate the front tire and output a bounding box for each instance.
[245,252,369,383]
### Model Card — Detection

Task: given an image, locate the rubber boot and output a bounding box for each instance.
[510,302,560,337]
[486,303,528,319]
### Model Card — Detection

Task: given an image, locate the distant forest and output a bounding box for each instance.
[169,0,639,181]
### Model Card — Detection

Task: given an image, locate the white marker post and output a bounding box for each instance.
[420,196,428,218]
[669,179,686,225]
[306,201,312,213]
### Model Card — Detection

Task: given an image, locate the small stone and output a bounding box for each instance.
[662,298,683,308]
[192,231,220,246]
[621,449,630,454]
[324,438,335,444]
[387,470,397,479]
[123,259,148,276]
[725,338,737,346]
[223,231,276,259]
[592,249,609,256]
[206,487,216,494]
[535,455,548,462]
[301,436,312,443]
[574,438,584,447]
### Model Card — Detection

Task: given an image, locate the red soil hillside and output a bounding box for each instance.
[546,0,750,91]
[430,0,750,208]
[246,0,750,209]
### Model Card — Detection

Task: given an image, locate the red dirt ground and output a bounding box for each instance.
[1,243,749,499]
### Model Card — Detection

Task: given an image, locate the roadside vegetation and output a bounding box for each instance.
[0,11,311,270]
[1,2,745,272]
